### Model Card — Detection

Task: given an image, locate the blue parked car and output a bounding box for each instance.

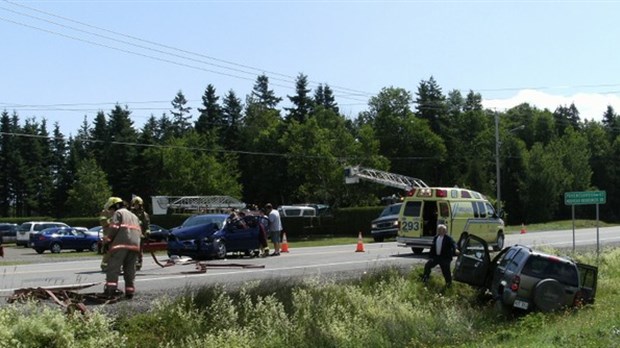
[167,213,268,260]
[29,227,100,254]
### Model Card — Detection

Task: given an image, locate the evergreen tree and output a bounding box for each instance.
[221,89,244,150]
[553,103,581,136]
[415,76,447,134]
[313,84,339,114]
[103,105,138,199]
[170,90,193,137]
[286,73,313,123]
[249,74,282,109]
[156,113,175,142]
[0,111,18,216]
[464,90,483,112]
[195,84,222,139]
[601,105,619,140]
[51,123,70,217]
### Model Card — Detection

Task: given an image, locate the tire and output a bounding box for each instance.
[493,233,505,251]
[411,247,424,255]
[90,242,98,252]
[533,278,564,312]
[35,248,45,254]
[215,239,227,259]
[373,236,385,243]
[76,249,83,252]
[50,243,62,254]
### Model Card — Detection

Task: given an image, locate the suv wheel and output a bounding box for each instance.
[411,247,424,255]
[533,278,564,312]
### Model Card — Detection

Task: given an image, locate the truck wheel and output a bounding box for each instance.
[533,278,564,312]
[35,248,45,254]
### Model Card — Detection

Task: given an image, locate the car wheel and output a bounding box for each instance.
[215,239,227,259]
[533,278,564,312]
[373,236,385,243]
[50,243,62,254]
[90,242,98,252]
[493,233,505,251]
[411,247,424,255]
[35,248,45,254]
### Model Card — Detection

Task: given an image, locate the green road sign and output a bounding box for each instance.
[564,191,606,205]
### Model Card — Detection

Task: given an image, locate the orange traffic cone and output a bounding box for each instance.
[281,231,290,253]
[355,231,365,252]
[520,223,527,234]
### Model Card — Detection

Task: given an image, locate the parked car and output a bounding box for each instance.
[29,227,100,254]
[371,203,402,242]
[147,224,170,242]
[453,235,598,313]
[16,221,69,247]
[0,223,18,244]
[167,213,267,260]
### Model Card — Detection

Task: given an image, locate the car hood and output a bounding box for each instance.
[170,223,221,241]
[372,214,399,224]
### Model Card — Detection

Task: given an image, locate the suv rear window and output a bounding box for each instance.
[521,255,578,286]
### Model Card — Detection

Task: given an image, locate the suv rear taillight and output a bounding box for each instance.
[510,275,521,291]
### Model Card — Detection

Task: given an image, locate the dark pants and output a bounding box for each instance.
[422,257,453,285]
[106,248,139,295]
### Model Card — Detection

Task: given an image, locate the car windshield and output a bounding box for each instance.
[182,215,226,229]
[380,204,401,217]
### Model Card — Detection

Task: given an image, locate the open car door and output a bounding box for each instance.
[453,235,491,287]
[576,263,598,304]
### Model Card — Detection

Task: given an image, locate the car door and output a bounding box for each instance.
[577,263,598,304]
[453,235,491,287]
[62,228,78,249]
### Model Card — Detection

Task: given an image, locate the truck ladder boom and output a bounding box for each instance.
[344,166,428,191]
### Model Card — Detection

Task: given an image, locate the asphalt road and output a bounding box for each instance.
[1,226,619,301]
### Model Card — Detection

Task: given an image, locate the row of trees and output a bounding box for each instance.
[1,74,619,224]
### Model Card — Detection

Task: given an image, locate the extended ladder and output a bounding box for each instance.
[344,166,428,191]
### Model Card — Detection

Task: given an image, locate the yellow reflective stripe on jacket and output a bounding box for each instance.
[108,223,142,230]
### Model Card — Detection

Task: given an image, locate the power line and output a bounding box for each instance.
[1,0,373,100]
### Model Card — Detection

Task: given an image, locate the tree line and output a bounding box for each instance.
[1,74,619,224]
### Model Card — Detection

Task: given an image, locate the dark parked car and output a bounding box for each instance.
[453,235,598,313]
[0,223,18,244]
[371,203,402,242]
[29,227,100,254]
[167,213,268,260]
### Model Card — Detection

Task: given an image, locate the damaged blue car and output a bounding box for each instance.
[167,213,269,260]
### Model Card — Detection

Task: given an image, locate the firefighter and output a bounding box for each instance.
[102,197,142,299]
[130,195,150,271]
[99,209,112,271]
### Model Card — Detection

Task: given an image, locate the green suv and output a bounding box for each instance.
[453,235,598,312]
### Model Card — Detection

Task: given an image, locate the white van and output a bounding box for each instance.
[277,205,317,217]
[16,221,70,247]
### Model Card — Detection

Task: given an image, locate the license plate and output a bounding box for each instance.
[513,300,529,310]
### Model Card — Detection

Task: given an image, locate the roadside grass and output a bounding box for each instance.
[1,247,618,347]
[504,219,616,234]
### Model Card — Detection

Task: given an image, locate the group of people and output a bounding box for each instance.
[99,196,283,299]
[227,203,283,257]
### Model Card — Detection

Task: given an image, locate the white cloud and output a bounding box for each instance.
[482,90,620,122]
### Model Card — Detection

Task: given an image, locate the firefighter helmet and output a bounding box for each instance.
[131,196,143,206]
[104,197,123,210]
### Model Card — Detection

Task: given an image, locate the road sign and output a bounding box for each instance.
[564,191,606,205]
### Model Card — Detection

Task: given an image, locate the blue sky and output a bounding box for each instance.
[1,0,619,136]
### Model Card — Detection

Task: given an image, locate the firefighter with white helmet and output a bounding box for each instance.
[102,196,142,299]
[130,195,150,270]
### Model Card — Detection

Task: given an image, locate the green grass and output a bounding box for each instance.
[504,219,616,234]
[1,246,619,347]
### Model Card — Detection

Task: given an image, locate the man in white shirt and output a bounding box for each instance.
[421,224,457,287]
[265,203,282,256]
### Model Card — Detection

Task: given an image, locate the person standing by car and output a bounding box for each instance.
[130,195,150,271]
[102,197,142,299]
[421,224,457,287]
[265,203,282,256]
